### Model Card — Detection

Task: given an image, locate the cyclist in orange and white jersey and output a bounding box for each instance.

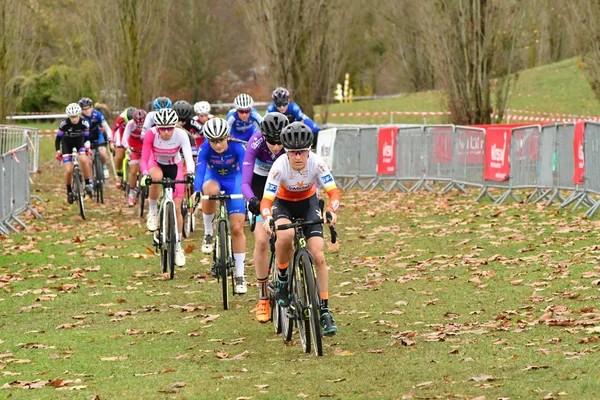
[261,122,341,336]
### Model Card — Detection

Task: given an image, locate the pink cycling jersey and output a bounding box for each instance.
[140,127,194,176]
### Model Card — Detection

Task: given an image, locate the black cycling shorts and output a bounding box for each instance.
[272,194,323,239]
[60,136,86,155]
[251,174,268,201]
[159,163,178,180]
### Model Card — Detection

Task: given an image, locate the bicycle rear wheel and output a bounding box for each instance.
[300,252,323,356]
[217,220,230,310]
[73,168,86,220]
[269,254,282,334]
[166,202,176,279]
[182,201,190,238]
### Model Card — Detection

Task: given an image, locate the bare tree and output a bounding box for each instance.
[0,0,41,122]
[74,0,171,110]
[243,0,352,118]
[420,0,523,124]
[376,1,435,92]
[566,0,600,101]
[172,0,236,102]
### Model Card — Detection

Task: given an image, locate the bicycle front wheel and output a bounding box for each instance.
[138,185,147,218]
[217,220,230,310]
[300,252,323,356]
[73,168,86,220]
[159,208,167,274]
[166,202,176,280]
[295,256,311,353]
[93,156,104,204]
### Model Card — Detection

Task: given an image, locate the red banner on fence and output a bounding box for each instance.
[573,120,585,184]
[377,126,397,175]
[483,127,511,181]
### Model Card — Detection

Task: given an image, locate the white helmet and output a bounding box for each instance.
[234,93,253,110]
[194,101,211,115]
[66,103,82,117]
[203,117,230,140]
[154,108,179,127]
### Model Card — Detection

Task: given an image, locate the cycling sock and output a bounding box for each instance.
[320,298,329,314]
[277,262,289,280]
[175,234,182,250]
[117,170,123,177]
[129,189,135,197]
[66,184,72,193]
[149,200,158,214]
[234,253,245,278]
[85,178,92,185]
[203,213,214,235]
[257,276,269,300]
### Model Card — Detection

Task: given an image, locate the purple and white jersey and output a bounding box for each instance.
[241,131,285,200]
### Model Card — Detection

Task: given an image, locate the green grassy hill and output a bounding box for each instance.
[316,56,600,125]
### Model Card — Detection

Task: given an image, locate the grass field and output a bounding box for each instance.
[4,57,600,398]
[3,142,600,398]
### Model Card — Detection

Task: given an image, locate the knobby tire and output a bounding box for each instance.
[218,220,229,310]
[301,252,323,356]
[166,202,176,280]
[73,168,85,220]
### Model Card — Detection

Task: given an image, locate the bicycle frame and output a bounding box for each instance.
[200,191,245,309]
[148,177,189,279]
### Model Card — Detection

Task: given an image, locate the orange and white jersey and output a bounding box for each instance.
[260,152,341,218]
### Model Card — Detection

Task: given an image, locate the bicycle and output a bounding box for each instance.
[270,213,337,356]
[147,176,191,280]
[70,148,86,220]
[91,145,104,204]
[182,183,196,238]
[199,191,245,310]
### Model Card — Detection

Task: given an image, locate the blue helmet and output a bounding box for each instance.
[153,96,172,110]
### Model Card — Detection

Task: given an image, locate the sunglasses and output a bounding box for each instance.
[209,138,226,144]
[81,107,92,111]
[158,126,175,133]
[69,115,81,119]
[275,102,289,108]
[237,109,251,115]
[266,138,282,146]
[287,149,309,157]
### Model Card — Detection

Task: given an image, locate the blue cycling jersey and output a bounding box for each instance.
[82,110,107,142]
[194,140,246,192]
[225,108,263,142]
[266,102,320,133]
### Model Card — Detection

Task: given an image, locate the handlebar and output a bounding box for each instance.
[146,178,190,188]
[200,194,245,201]
[272,211,337,244]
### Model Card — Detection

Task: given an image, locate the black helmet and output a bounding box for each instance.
[260,112,289,142]
[78,97,93,108]
[125,107,136,122]
[272,87,290,107]
[280,122,313,150]
[173,100,193,121]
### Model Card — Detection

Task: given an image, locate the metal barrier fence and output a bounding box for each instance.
[0,125,42,234]
[320,122,600,218]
